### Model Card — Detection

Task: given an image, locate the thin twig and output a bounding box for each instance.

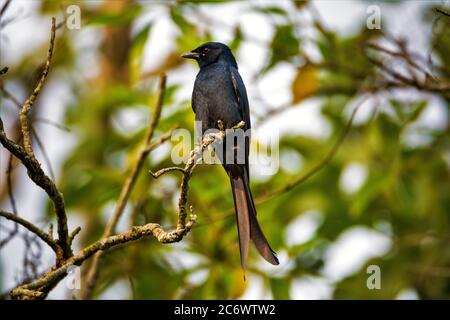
[81,74,167,299]
[3,18,71,259]
[0,152,19,248]
[30,126,55,180]
[34,117,71,132]
[8,120,247,299]
[19,17,56,157]
[436,8,450,17]
[68,226,81,247]
[0,0,12,19]
[143,128,175,153]
[153,121,246,229]
[6,151,17,213]
[149,166,186,178]
[366,54,450,96]
[0,211,62,256]
[0,84,21,107]
[1,85,60,180]
[0,110,70,262]
[9,213,196,299]
[105,75,167,237]
[365,42,435,80]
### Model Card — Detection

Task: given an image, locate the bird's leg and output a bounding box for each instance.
[231,120,245,130]
[204,119,225,142]
[217,119,225,132]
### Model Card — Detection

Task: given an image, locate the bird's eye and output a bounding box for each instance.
[203,48,209,53]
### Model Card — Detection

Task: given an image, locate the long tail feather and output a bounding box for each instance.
[230,176,250,271]
[229,168,279,270]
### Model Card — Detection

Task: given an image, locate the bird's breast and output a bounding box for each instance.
[193,65,241,129]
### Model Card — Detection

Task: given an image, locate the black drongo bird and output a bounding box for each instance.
[182,42,279,270]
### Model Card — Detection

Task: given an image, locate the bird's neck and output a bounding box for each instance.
[219,54,238,69]
[199,55,238,70]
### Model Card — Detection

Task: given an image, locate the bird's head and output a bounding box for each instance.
[181,42,237,68]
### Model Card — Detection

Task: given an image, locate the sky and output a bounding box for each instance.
[0,0,447,299]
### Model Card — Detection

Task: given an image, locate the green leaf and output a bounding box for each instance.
[177,0,230,3]
[350,174,388,217]
[130,23,152,84]
[229,26,243,52]
[40,0,65,13]
[266,24,300,71]
[295,0,309,9]
[408,100,427,122]
[171,7,212,52]
[86,5,142,26]
[390,99,428,124]
[390,99,406,122]
[270,278,291,299]
[256,7,288,17]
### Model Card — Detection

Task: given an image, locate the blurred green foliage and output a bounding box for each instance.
[1,0,449,299]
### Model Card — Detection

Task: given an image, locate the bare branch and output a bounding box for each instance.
[0,0,12,19]
[9,118,246,299]
[0,83,21,106]
[19,17,56,157]
[365,43,450,97]
[68,226,82,247]
[81,74,168,299]
[0,18,71,260]
[149,166,186,178]
[0,66,8,75]
[0,152,19,248]
[1,69,179,299]
[0,119,68,260]
[104,75,167,237]
[7,150,18,215]
[365,42,435,80]
[9,213,196,299]
[436,8,450,17]
[152,120,246,229]
[1,85,60,180]
[143,128,175,153]
[0,211,62,256]
[34,117,71,132]
[30,126,55,180]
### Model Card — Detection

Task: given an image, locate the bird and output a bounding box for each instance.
[182,42,279,271]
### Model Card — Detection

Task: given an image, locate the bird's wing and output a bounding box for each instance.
[229,66,250,130]
[229,66,251,178]
[191,82,197,114]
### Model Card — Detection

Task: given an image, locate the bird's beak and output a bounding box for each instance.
[181,51,200,60]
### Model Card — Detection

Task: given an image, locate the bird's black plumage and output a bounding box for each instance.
[182,42,279,270]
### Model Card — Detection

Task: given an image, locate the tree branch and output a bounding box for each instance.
[0,117,70,261]
[0,211,62,257]
[0,66,8,75]
[9,213,197,299]
[19,17,56,157]
[1,64,182,299]
[81,74,168,299]
[436,8,450,18]
[0,18,72,260]
[0,151,19,248]
[364,42,450,97]
[0,0,12,20]
[68,226,82,247]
